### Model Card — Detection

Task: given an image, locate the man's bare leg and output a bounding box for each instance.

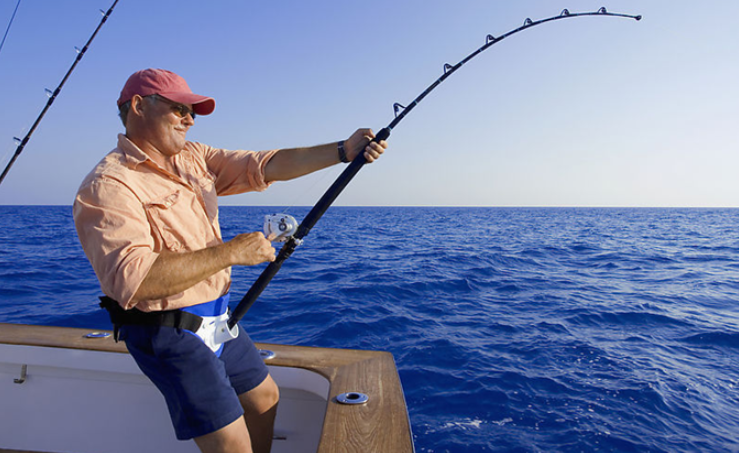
[194,417,253,453]
[239,374,280,453]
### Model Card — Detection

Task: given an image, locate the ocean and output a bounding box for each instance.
[1,205,738,452]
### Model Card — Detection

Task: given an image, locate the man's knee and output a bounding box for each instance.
[194,417,252,453]
[240,374,279,415]
[257,375,280,410]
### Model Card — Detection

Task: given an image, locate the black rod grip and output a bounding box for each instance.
[228,238,296,328]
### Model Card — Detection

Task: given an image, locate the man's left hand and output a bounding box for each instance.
[345,128,388,163]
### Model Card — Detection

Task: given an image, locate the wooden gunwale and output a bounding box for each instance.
[0,323,414,453]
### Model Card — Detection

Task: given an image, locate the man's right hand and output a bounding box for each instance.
[227,232,276,266]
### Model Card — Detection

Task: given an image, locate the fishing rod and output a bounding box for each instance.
[227,7,641,329]
[0,0,22,57]
[0,0,119,186]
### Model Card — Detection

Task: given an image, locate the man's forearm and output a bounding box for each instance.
[264,129,385,182]
[264,142,340,182]
[133,243,233,302]
[132,232,275,304]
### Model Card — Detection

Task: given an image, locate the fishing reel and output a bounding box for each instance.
[264,214,299,242]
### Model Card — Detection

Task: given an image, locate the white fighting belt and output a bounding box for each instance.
[192,312,240,354]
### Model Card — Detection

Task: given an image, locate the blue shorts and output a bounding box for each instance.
[120,322,270,440]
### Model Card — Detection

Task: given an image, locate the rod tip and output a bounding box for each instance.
[634,15,642,21]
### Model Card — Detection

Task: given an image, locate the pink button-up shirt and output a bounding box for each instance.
[74,134,278,312]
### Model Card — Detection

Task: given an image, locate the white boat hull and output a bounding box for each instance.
[0,323,414,453]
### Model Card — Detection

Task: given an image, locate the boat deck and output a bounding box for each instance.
[0,323,414,453]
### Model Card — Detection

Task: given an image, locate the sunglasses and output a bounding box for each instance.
[148,94,196,120]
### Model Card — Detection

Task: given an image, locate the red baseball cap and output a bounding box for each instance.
[117,68,216,115]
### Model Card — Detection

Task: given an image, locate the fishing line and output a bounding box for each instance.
[0,0,22,57]
[230,6,642,327]
[0,0,119,186]
[274,153,344,214]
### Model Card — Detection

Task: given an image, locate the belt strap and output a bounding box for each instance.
[99,296,203,341]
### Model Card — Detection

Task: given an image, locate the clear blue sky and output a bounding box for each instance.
[0,1,737,207]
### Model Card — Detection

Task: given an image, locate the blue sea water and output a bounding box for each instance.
[1,205,739,452]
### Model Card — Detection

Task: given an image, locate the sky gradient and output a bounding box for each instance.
[0,1,737,207]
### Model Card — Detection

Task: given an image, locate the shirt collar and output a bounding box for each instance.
[117,133,152,167]
[117,133,192,169]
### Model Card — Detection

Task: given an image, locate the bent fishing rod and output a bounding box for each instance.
[0,0,119,186]
[228,7,641,329]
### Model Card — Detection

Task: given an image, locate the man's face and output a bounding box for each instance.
[140,95,195,157]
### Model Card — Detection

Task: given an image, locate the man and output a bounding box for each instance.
[73,68,387,453]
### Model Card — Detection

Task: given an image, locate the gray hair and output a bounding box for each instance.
[118,96,158,127]
[118,101,131,127]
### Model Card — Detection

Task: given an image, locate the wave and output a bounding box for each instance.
[681,331,739,349]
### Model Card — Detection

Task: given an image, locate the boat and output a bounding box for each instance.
[0,322,415,453]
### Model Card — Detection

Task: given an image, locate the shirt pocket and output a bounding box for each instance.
[145,191,187,252]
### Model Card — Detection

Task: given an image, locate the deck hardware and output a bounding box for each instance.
[85,332,111,339]
[259,349,276,360]
[14,364,27,384]
[336,392,369,405]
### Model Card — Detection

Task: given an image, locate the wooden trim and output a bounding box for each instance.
[0,450,53,453]
[0,323,414,453]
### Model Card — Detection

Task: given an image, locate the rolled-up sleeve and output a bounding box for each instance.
[73,176,160,310]
[195,143,279,195]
